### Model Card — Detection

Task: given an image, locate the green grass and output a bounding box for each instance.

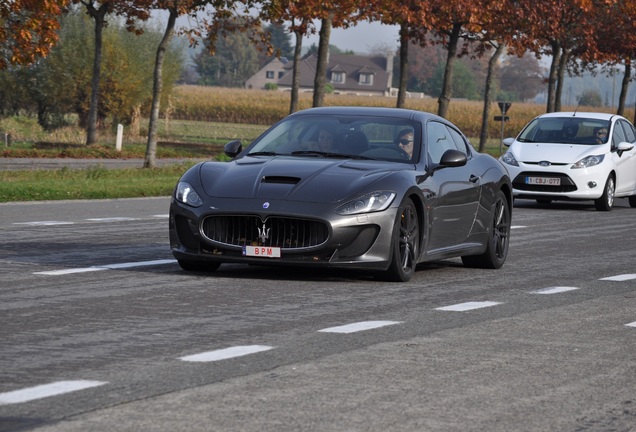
[0,163,197,202]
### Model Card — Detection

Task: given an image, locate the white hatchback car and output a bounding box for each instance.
[500,112,636,210]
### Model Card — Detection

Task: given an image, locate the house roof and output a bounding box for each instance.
[276,53,392,93]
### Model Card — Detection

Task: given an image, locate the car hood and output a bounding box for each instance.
[198,156,409,203]
[512,142,607,163]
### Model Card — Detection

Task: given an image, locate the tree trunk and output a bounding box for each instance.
[546,41,561,113]
[144,9,177,169]
[396,23,409,108]
[86,4,109,145]
[479,43,505,153]
[312,15,332,107]
[289,28,303,114]
[617,59,630,116]
[437,22,462,119]
[555,47,570,112]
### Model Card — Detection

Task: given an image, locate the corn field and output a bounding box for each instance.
[170,85,629,141]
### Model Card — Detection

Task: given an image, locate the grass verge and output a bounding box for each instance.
[0,163,197,203]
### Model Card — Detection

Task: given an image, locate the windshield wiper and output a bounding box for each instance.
[291,150,372,160]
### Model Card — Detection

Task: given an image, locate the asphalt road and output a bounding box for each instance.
[0,197,635,432]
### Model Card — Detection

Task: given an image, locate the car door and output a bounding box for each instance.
[612,120,636,195]
[425,121,481,251]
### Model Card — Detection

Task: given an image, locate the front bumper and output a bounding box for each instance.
[169,197,398,270]
[508,164,609,200]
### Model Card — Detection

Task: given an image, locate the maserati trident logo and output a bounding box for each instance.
[539,160,551,167]
[257,223,270,243]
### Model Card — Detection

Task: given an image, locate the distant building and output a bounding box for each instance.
[244,57,290,90]
[245,53,394,97]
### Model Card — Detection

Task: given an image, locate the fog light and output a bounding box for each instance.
[588,181,597,188]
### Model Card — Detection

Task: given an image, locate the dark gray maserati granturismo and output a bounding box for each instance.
[169,106,512,281]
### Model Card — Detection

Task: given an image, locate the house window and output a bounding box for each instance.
[266,71,275,79]
[278,71,285,79]
[331,71,345,83]
[359,73,373,85]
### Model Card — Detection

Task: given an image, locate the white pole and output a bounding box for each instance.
[116,124,123,152]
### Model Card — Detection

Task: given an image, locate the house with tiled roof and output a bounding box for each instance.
[245,53,394,97]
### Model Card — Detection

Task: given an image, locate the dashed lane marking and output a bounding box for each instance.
[435,301,501,312]
[14,221,75,226]
[599,274,636,281]
[33,259,177,275]
[85,217,139,222]
[318,321,402,334]
[0,380,107,406]
[626,322,636,328]
[179,345,274,362]
[531,286,579,294]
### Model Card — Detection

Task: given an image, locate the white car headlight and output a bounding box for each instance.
[176,182,203,207]
[501,152,519,167]
[336,191,396,215]
[571,154,604,169]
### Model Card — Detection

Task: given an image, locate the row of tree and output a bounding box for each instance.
[2,0,636,161]
[191,23,546,104]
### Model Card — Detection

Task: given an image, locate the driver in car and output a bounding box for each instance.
[395,128,414,158]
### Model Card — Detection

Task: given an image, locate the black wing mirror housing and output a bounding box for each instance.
[224,140,242,158]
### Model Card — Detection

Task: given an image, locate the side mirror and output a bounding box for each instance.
[224,140,242,158]
[617,141,634,152]
[438,149,467,168]
[502,137,515,147]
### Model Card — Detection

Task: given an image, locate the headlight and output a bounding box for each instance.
[336,191,396,215]
[175,182,203,207]
[571,154,604,169]
[500,152,518,167]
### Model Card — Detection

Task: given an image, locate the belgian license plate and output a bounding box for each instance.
[242,245,281,258]
[526,176,561,186]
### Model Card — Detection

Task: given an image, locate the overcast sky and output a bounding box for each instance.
[303,21,399,55]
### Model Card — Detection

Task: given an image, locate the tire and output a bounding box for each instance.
[629,195,636,208]
[594,176,615,211]
[462,189,510,269]
[178,259,221,272]
[384,198,419,282]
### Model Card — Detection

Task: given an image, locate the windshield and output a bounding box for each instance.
[518,117,611,145]
[246,115,421,163]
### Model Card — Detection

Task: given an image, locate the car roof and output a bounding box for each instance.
[537,111,622,121]
[289,106,447,123]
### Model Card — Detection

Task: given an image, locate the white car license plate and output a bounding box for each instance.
[243,245,281,258]
[526,176,561,186]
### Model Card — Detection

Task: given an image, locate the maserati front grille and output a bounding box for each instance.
[201,215,329,250]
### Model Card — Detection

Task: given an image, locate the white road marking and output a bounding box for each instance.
[626,322,636,328]
[85,217,139,222]
[318,321,402,334]
[511,225,526,229]
[600,274,636,281]
[180,345,274,362]
[152,214,169,218]
[34,259,177,275]
[0,380,106,406]
[14,221,75,226]
[435,301,501,312]
[531,286,579,294]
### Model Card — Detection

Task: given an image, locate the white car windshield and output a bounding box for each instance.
[517,117,611,145]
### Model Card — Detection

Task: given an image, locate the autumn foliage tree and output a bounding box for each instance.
[0,0,69,69]
[71,1,152,145]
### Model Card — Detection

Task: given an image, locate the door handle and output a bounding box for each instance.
[469,175,480,183]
